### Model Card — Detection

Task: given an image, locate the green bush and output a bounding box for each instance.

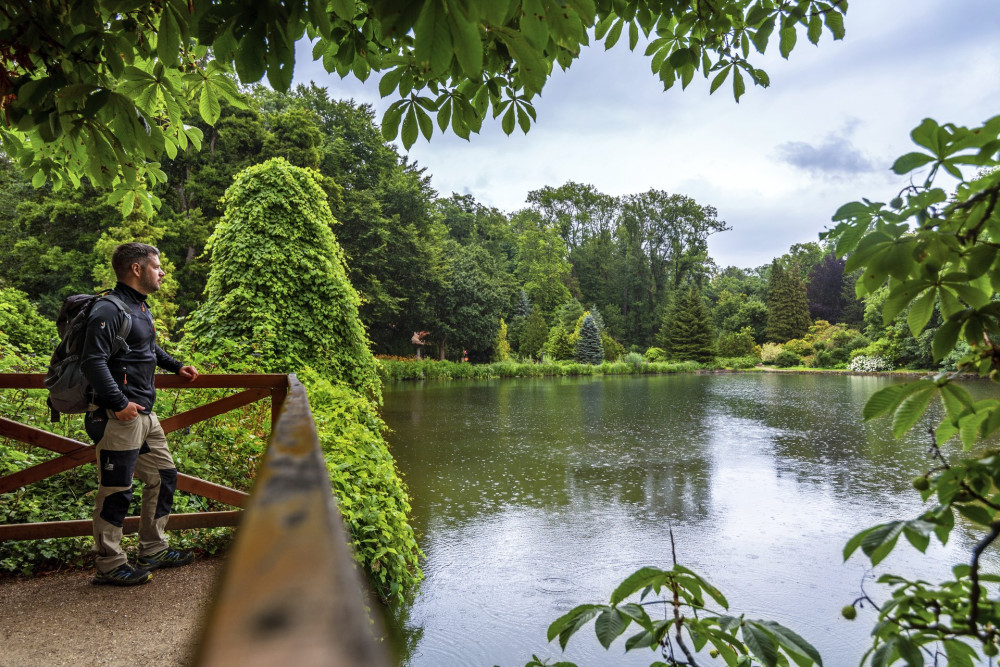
[716,327,757,357]
[623,352,645,366]
[0,287,57,356]
[643,346,668,362]
[774,350,802,368]
[299,369,422,603]
[717,355,760,369]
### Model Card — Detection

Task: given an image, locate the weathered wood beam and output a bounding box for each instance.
[194,374,390,667]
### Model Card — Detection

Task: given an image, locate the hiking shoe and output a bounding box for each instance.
[92,563,152,586]
[137,548,194,570]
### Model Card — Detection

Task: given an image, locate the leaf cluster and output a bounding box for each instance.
[537,564,822,667]
[1,0,847,207]
[828,112,1000,664]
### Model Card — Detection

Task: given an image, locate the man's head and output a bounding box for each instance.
[112,243,164,295]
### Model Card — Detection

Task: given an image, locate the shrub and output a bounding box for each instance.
[716,327,757,357]
[774,350,801,368]
[848,355,893,372]
[783,337,813,356]
[623,351,646,366]
[760,343,783,363]
[644,347,668,362]
[0,288,57,356]
[716,355,760,369]
[601,332,625,361]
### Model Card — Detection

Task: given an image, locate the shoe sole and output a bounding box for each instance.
[92,573,152,586]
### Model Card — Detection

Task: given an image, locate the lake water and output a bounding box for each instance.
[381,372,1000,666]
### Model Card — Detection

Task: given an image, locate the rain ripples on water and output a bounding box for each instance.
[381,373,1000,667]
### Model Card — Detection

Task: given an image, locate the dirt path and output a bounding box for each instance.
[0,558,223,667]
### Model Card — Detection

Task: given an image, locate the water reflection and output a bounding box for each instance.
[382,373,1000,667]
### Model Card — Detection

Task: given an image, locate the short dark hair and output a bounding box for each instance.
[112,243,159,280]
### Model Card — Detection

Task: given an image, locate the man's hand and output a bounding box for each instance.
[178,365,199,382]
[115,402,144,421]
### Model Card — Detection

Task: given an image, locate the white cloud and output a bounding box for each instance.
[293,0,1000,268]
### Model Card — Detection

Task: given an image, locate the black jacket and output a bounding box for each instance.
[80,283,182,413]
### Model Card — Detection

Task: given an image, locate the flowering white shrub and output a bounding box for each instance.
[760,343,783,363]
[848,355,893,373]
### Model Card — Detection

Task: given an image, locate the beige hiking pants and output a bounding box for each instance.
[89,411,177,573]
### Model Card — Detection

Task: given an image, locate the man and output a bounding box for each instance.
[81,243,199,586]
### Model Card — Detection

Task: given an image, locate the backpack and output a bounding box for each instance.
[44,292,132,421]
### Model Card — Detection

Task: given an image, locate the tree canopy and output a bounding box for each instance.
[1,0,846,212]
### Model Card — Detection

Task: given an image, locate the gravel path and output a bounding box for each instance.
[0,558,223,667]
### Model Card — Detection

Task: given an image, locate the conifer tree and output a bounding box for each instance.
[588,306,606,333]
[494,318,511,362]
[765,259,811,342]
[509,289,532,353]
[520,305,549,359]
[516,289,532,319]
[575,314,605,364]
[658,287,715,363]
[545,325,574,360]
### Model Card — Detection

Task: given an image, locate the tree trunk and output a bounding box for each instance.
[438,337,447,361]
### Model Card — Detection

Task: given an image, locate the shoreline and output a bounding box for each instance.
[379,359,985,384]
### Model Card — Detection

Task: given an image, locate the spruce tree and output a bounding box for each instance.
[575,314,605,364]
[658,287,715,363]
[765,259,811,342]
[516,289,532,319]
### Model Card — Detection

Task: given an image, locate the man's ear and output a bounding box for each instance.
[131,262,142,277]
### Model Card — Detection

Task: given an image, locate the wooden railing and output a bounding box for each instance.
[0,373,286,540]
[0,372,390,666]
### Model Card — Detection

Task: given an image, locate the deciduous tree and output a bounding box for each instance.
[0,1,847,214]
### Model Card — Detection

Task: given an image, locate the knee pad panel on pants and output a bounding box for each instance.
[156,468,178,519]
[99,488,133,527]
[98,449,139,488]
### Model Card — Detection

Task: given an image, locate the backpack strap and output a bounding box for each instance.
[98,293,133,357]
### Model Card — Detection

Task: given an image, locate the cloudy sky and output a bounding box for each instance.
[293,1,1000,269]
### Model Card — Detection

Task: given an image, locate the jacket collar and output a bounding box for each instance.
[114,282,148,304]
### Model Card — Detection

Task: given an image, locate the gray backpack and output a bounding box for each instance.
[45,292,132,421]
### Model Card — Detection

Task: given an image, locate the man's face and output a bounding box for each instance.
[135,255,164,295]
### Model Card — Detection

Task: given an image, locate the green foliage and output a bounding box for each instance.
[659,287,715,363]
[297,369,423,603]
[377,357,705,382]
[765,260,811,342]
[574,315,604,364]
[643,347,668,362]
[184,158,380,399]
[531,562,821,667]
[520,305,550,359]
[824,114,1000,661]
[717,326,759,358]
[431,241,507,359]
[494,318,511,362]
[2,0,847,206]
[0,168,114,318]
[773,350,802,368]
[545,326,575,361]
[0,288,57,355]
[623,351,646,367]
[716,355,761,369]
[601,331,625,362]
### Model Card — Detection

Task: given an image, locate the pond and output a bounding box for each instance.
[381,372,1000,666]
